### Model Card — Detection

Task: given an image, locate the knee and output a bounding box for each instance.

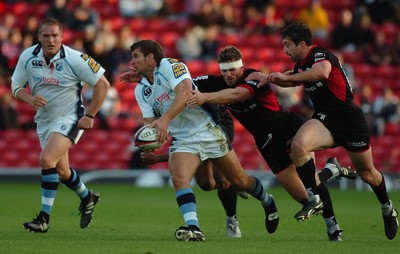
[39,153,55,169]
[216,179,231,191]
[291,139,308,157]
[57,168,70,181]
[357,168,380,185]
[171,171,192,189]
[229,176,249,190]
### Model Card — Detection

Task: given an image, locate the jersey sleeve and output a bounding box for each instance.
[162,59,192,91]
[134,83,156,118]
[11,51,29,87]
[69,49,106,86]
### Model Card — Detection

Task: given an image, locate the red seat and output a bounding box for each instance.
[206,61,221,75]
[384,123,400,136]
[186,60,205,77]
[256,48,275,61]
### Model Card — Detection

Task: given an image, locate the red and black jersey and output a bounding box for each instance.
[193,68,291,139]
[292,46,358,115]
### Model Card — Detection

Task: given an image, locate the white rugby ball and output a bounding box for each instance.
[133,124,163,151]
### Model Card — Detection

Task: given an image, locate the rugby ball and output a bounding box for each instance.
[133,124,163,151]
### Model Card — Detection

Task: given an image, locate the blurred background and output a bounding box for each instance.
[0,0,399,186]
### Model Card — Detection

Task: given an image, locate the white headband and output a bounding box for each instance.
[219,59,243,70]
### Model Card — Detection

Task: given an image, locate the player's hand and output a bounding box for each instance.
[186,90,205,108]
[150,118,169,144]
[78,115,94,130]
[268,72,289,83]
[30,95,47,110]
[140,152,159,164]
[245,72,269,88]
[119,68,141,83]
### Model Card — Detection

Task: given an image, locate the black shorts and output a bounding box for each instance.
[255,113,304,174]
[312,107,371,152]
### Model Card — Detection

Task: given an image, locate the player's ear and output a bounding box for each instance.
[147,53,156,62]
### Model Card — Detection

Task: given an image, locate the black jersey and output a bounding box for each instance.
[292,45,358,115]
[194,68,291,138]
[193,68,305,172]
[292,46,371,151]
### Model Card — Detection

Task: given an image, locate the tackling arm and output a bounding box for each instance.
[187,87,251,107]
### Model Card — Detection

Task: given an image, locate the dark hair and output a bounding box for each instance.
[282,22,313,46]
[217,46,243,63]
[38,18,63,34]
[130,40,165,65]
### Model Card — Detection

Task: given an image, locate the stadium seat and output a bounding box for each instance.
[186,60,205,77]
[129,18,147,32]
[206,61,221,75]
[256,48,274,61]
[384,122,400,136]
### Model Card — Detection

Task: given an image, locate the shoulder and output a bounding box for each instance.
[19,44,40,60]
[193,74,223,92]
[311,46,335,63]
[62,45,89,62]
[160,58,188,73]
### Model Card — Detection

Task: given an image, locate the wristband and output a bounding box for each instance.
[85,114,94,119]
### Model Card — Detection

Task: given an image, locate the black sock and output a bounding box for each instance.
[371,172,390,205]
[296,158,318,195]
[218,185,237,217]
[318,169,333,184]
[318,184,336,221]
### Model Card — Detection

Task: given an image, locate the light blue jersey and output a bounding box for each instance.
[135,58,218,139]
[11,44,105,124]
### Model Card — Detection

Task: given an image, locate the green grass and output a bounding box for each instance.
[1,183,399,254]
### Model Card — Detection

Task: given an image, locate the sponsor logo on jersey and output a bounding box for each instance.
[346,141,367,148]
[314,52,326,62]
[32,60,44,67]
[168,58,179,64]
[80,54,89,61]
[246,80,258,86]
[80,53,100,73]
[156,92,170,103]
[88,58,100,73]
[193,75,209,81]
[33,75,60,85]
[143,87,152,97]
[172,63,187,78]
[304,81,324,92]
[55,63,63,71]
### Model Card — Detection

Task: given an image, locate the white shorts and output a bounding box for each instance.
[169,124,230,162]
[37,116,84,148]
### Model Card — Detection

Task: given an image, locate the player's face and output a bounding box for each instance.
[130,49,149,76]
[283,38,302,62]
[221,67,244,87]
[38,24,62,59]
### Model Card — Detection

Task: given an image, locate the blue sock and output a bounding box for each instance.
[41,168,59,216]
[61,168,89,199]
[248,177,271,206]
[176,188,199,229]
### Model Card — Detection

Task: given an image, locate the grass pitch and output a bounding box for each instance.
[1,183,399,254]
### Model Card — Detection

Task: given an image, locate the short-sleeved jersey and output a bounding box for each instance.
[292,45,371,151]
[292,45,357,114]
[193,68,291,139]
[193,68,305,172]
[134,58,220,138]
[11,44,105,123]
